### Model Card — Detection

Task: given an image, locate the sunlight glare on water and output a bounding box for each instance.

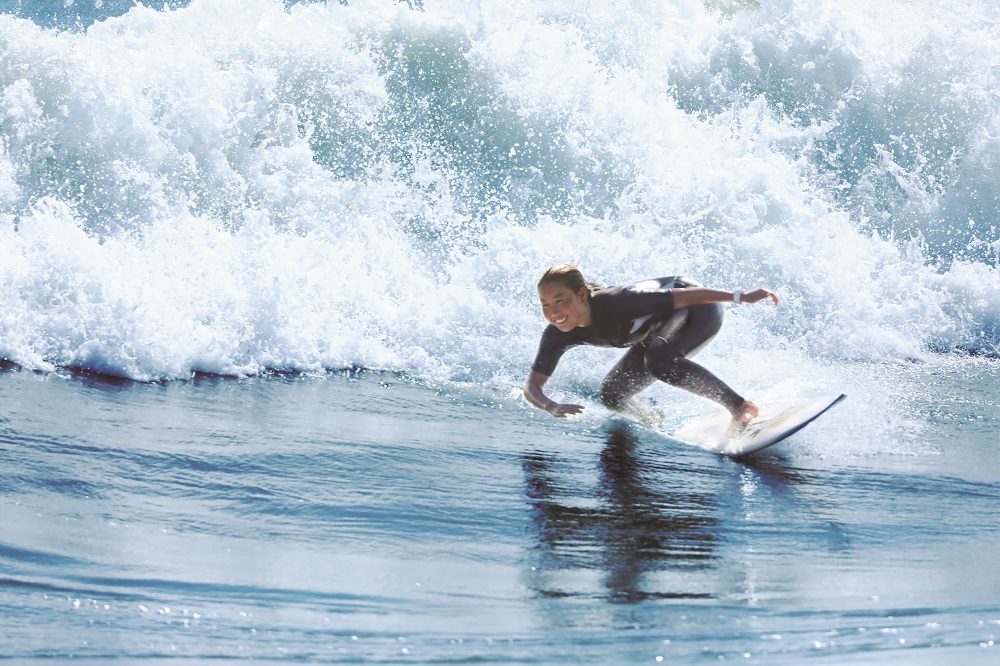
[0,0,998,663]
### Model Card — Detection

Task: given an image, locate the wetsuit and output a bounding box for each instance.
[531,277,745,417]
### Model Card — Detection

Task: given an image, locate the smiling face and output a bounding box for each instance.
[538,282,591,331]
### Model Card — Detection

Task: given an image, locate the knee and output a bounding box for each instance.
[644,350,682,382]
[599,383,629,412]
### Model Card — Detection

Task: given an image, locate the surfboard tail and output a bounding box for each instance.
[673,394,847,457]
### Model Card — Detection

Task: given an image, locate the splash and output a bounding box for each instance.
[0,0,997,384]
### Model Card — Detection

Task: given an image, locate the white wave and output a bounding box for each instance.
[0,0,997,386]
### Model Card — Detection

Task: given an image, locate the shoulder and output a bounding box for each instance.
[592,278,677,319]
[624,277,687,292]
[539,323,561,341]
[592,279,673,304]
[539,323,582,345]
[537,323,594,353]
[594,277,679,297]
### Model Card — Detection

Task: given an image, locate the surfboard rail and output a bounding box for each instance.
[671,394,847,457]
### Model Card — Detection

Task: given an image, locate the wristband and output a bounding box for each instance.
[733,291,742,304]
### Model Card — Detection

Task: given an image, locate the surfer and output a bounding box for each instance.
[524,264,779,428]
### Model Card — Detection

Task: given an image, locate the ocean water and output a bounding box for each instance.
[0,0,998,663]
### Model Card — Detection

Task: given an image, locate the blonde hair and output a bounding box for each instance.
[537,263,601,294]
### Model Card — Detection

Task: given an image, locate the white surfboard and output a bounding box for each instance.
[671,394,846,457]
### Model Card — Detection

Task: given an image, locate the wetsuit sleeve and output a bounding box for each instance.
[530,327,569,377]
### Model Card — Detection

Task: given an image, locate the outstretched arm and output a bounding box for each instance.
[671,286,779,309]
[524,370,584,417]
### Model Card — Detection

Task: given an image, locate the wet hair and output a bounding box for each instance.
[537,263,602,295]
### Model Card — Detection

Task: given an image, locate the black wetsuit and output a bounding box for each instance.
[531,277,745,416]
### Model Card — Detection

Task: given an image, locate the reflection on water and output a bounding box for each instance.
[522,424,721,603]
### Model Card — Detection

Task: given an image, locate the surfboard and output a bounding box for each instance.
[671,394,846,457]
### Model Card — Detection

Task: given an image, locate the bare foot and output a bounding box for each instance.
[737,400,759,424]
[726,401,759,438]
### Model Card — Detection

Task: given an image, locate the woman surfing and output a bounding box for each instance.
[523,264,779,428]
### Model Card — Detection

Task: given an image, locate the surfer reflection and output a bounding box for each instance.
[522,424,720,603]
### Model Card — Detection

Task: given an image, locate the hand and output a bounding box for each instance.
[740,287,779,306]
[548,402,584,418]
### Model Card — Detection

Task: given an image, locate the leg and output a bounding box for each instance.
[598,344,661,426]
[643,303,748,418]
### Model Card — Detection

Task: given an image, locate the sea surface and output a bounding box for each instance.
[1,0,999,663]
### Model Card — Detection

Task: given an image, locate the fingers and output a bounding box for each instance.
[744,287,779,306]
[552,403,585,417]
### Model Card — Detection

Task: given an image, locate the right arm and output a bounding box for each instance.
[672,286,779,309]
[524,370,584,418]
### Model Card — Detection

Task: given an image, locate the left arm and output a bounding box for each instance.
[671,287,779,309]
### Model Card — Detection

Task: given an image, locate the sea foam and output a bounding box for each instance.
[0,0,997,385]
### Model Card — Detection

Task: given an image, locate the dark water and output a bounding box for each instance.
[1,5,999,660]
[2,358,999,664]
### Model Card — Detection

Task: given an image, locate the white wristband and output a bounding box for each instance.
[733,291,742,304]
